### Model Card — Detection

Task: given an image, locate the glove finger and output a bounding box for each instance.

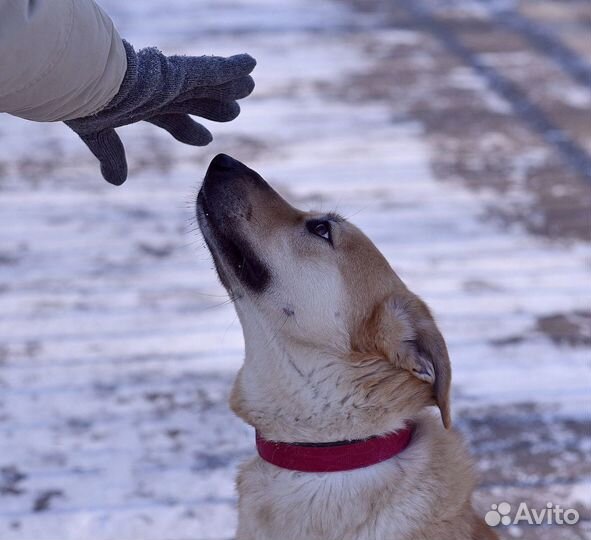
[176,53,256,90]
[163,99,240,122]
[177,75,255,102]
[147,114,213,146]
[78,129,128,186]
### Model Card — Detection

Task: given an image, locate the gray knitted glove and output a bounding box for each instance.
[66,40,256,185]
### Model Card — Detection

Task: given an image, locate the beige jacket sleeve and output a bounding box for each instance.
[0,0,127,122]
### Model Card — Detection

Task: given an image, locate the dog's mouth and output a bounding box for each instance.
[196,157,270,294]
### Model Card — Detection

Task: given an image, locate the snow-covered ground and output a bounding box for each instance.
[0,0,589,539]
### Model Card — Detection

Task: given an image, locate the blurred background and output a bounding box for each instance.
[0,0,589,539]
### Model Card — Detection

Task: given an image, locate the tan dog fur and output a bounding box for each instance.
[197,154,498,540]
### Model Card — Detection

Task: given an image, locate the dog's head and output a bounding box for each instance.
[197,154,451,429]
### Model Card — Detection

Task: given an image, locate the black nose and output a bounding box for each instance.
[202,153,273,196]
[208,153,242,172]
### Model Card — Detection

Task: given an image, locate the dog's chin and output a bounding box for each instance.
[197,190,271,295]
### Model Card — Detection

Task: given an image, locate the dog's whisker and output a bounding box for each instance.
[262,312,290,350]
[343,206,368,221]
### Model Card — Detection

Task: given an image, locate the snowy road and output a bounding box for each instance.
[0,0,589,539]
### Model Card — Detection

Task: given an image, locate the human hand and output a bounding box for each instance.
[66,40,256,185]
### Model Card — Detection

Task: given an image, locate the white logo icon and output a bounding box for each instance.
[485,502,512,527]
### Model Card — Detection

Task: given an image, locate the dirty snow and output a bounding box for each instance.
[0,0,589,539]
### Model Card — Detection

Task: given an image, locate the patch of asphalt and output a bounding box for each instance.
[490,310,591,348]
[458,402,590,489]
[425,1,591,87]
[492,7,591,88]
[32,489,65,513]
[0,467,27,496]
[397,0,591,181]
[536,311,591,347]
[459,401,590,538]
[333,0,591,241]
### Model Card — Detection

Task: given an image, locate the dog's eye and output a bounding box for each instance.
[313,222,330,239]
[307,220,332,244]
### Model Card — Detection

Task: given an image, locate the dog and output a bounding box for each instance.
[197,154,498,540]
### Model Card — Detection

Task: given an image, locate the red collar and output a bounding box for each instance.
[256,424,414,473]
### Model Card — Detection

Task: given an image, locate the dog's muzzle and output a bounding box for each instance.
[197,154,271,293]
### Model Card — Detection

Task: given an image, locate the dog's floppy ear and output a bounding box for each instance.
[374,294,452,428]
